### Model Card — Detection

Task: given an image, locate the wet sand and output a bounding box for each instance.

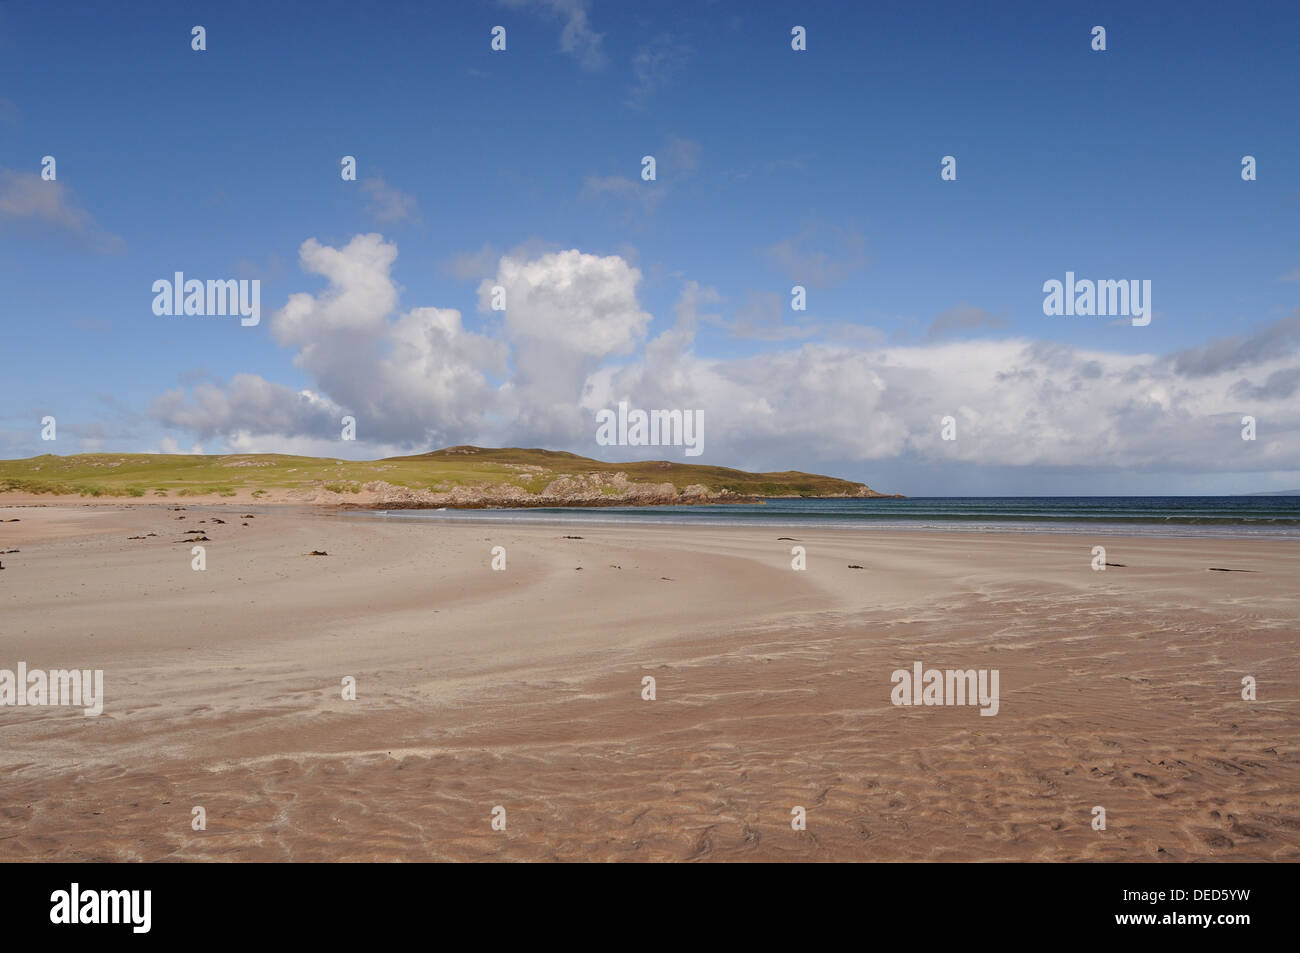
[1,502,1296,861]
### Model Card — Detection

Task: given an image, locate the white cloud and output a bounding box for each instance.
[150,235,1300,476]
[478,249,652,445]
[153,235,505,453]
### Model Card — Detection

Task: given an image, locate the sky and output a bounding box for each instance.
[1,0,1297,495]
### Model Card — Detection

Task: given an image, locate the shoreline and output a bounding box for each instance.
[0,491,904,509]
[3,496,1297,541]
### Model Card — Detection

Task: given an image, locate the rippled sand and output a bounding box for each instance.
[1,503,1296,861]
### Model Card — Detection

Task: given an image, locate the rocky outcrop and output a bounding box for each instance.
[316,473,774,509]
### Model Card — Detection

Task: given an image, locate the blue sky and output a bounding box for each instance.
[1,0,1297,494]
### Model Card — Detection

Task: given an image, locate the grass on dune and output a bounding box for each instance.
[0,446,878,499]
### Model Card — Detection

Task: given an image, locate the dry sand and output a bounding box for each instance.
[0,502,1296,862]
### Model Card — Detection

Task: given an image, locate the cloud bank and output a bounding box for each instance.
[150,234,1300,476]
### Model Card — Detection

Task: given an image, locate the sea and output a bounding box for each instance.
[357,496,1300,540]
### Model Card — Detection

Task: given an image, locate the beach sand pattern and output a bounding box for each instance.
[1,504,1295,861]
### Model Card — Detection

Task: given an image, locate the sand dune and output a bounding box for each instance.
[1,504,1296,861]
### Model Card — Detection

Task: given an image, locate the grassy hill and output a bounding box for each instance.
[0,446,897,502]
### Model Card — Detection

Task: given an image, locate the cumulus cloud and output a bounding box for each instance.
[477,249,652,444]
[588,332,1298,473]
[150,374,343,443]
[152,234,505,451]
[150,235,1300,476]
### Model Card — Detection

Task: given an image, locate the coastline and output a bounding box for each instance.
[0,488,903,509]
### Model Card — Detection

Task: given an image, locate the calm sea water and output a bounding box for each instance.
[358,497,1300,539]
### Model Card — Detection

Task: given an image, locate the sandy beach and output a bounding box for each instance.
[0,502,1296,862]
